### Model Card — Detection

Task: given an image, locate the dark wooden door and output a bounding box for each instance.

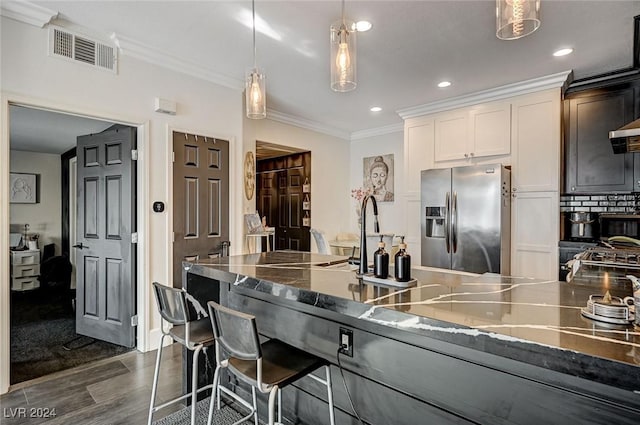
[257,152,310,251]
[172,132,229,288]
[257,169,280,238]
[565,86,635,193]
[278,166,306,250]
[75,124,136,347]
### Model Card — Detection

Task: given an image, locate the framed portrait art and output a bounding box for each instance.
[363,154,394,202]
[9,173,37,204]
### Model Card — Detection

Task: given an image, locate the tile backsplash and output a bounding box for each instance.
[560,194,640,214]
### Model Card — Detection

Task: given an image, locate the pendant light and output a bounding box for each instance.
[246,0,266,119]
[330,0,356,92]
[496,0,541,40]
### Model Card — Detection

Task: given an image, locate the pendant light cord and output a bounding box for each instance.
[252,0,257,70]
[341,0,346,25]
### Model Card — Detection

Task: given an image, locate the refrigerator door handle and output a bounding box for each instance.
[445,191,451,253]
[452,191,458,253]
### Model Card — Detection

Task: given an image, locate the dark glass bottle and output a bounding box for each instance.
[394,236,411,282]
[373,236,389,279]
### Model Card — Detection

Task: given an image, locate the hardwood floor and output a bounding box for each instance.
[1,343,185,425]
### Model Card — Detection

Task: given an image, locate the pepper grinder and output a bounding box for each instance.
[394,236,411,282]
[373,235,389,279]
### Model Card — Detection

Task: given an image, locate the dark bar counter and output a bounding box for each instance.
[184,251,640,425]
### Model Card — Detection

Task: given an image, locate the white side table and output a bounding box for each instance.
[245,229,276,253]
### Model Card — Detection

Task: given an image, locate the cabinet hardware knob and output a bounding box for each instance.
[512,194,517,198]
[571,186,575,191]
[464,153,468,158]
[470,152,474,157]
[513,187,517,192]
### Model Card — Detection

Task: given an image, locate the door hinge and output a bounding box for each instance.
[131,149,138,160]
[131,232,138,243]
[172,232,175,243]
[172,151,175,162]
[131,315,138,326]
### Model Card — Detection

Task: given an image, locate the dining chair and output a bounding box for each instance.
[310,228,331,255]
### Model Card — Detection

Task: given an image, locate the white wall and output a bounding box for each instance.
[9,150,62,254]
[350,131,405,238]
[0,16,245,393]
[250,119,350,247]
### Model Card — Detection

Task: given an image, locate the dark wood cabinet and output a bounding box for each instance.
[564,83,638,194]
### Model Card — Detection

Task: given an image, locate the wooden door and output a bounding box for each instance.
[172,132,229,288]
[256,152,310,251]
[75,124,136,347]
[257,169,279,237]
[277,166,306,250]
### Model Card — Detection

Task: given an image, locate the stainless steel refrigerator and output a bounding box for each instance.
[421,164,511,274]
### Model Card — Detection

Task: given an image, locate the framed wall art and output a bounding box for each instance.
[10,173,37,204]
[363,154,394,202]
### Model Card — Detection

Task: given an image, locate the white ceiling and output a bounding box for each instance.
[9,105,113,154]
[6,0,640,150]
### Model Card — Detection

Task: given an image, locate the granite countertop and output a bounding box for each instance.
[185,251,640,392]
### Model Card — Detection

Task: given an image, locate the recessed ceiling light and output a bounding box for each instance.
[370,106,382,112]
[356,21,372,32]
[438,81,452,88]
[553,48,573,57]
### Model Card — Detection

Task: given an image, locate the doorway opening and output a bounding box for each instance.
[255,141,311,251]
[8,105,134,384]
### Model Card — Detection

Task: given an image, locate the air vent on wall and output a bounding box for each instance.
[49,27,117,73]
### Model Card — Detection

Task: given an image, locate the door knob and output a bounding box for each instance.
[72,242,88,249]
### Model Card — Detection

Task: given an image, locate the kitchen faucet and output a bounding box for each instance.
[358,194,379,276]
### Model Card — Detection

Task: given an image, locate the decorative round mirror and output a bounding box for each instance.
[244,151,255,200]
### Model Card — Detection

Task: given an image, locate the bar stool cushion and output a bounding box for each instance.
[228,339,327,389]
[169,318,215,347]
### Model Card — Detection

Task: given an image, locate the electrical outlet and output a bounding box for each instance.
[338,327,353,357]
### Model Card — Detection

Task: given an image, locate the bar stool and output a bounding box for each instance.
[206,301,336,425]
[148,282,215,425]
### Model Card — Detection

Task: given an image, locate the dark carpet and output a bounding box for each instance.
[153,397,251,425]
[10,290,131,384]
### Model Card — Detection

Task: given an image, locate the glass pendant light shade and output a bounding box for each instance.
[496,0,540,40]
[246,0,266,119]
[330,19,357,92]
[246,68,266,119]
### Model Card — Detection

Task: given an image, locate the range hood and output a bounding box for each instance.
[610,118,640,154]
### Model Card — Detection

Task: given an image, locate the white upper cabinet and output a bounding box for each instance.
[404,117,435,194]
[469,101,511,158]
[511,90,561,193]
[434,110,468,161]
[434,101,511,162]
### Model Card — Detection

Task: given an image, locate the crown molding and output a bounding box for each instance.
[0,0,57,28]
[350,123,403,141]
[397,70,573,120]
[113,33,244,91]
[266,109,351,140]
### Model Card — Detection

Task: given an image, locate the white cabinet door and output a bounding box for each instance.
[434,110,468,162]
[469,101,511,158]
[511,91,561,193]
[511,191,559,280]
[404,118,434,194]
